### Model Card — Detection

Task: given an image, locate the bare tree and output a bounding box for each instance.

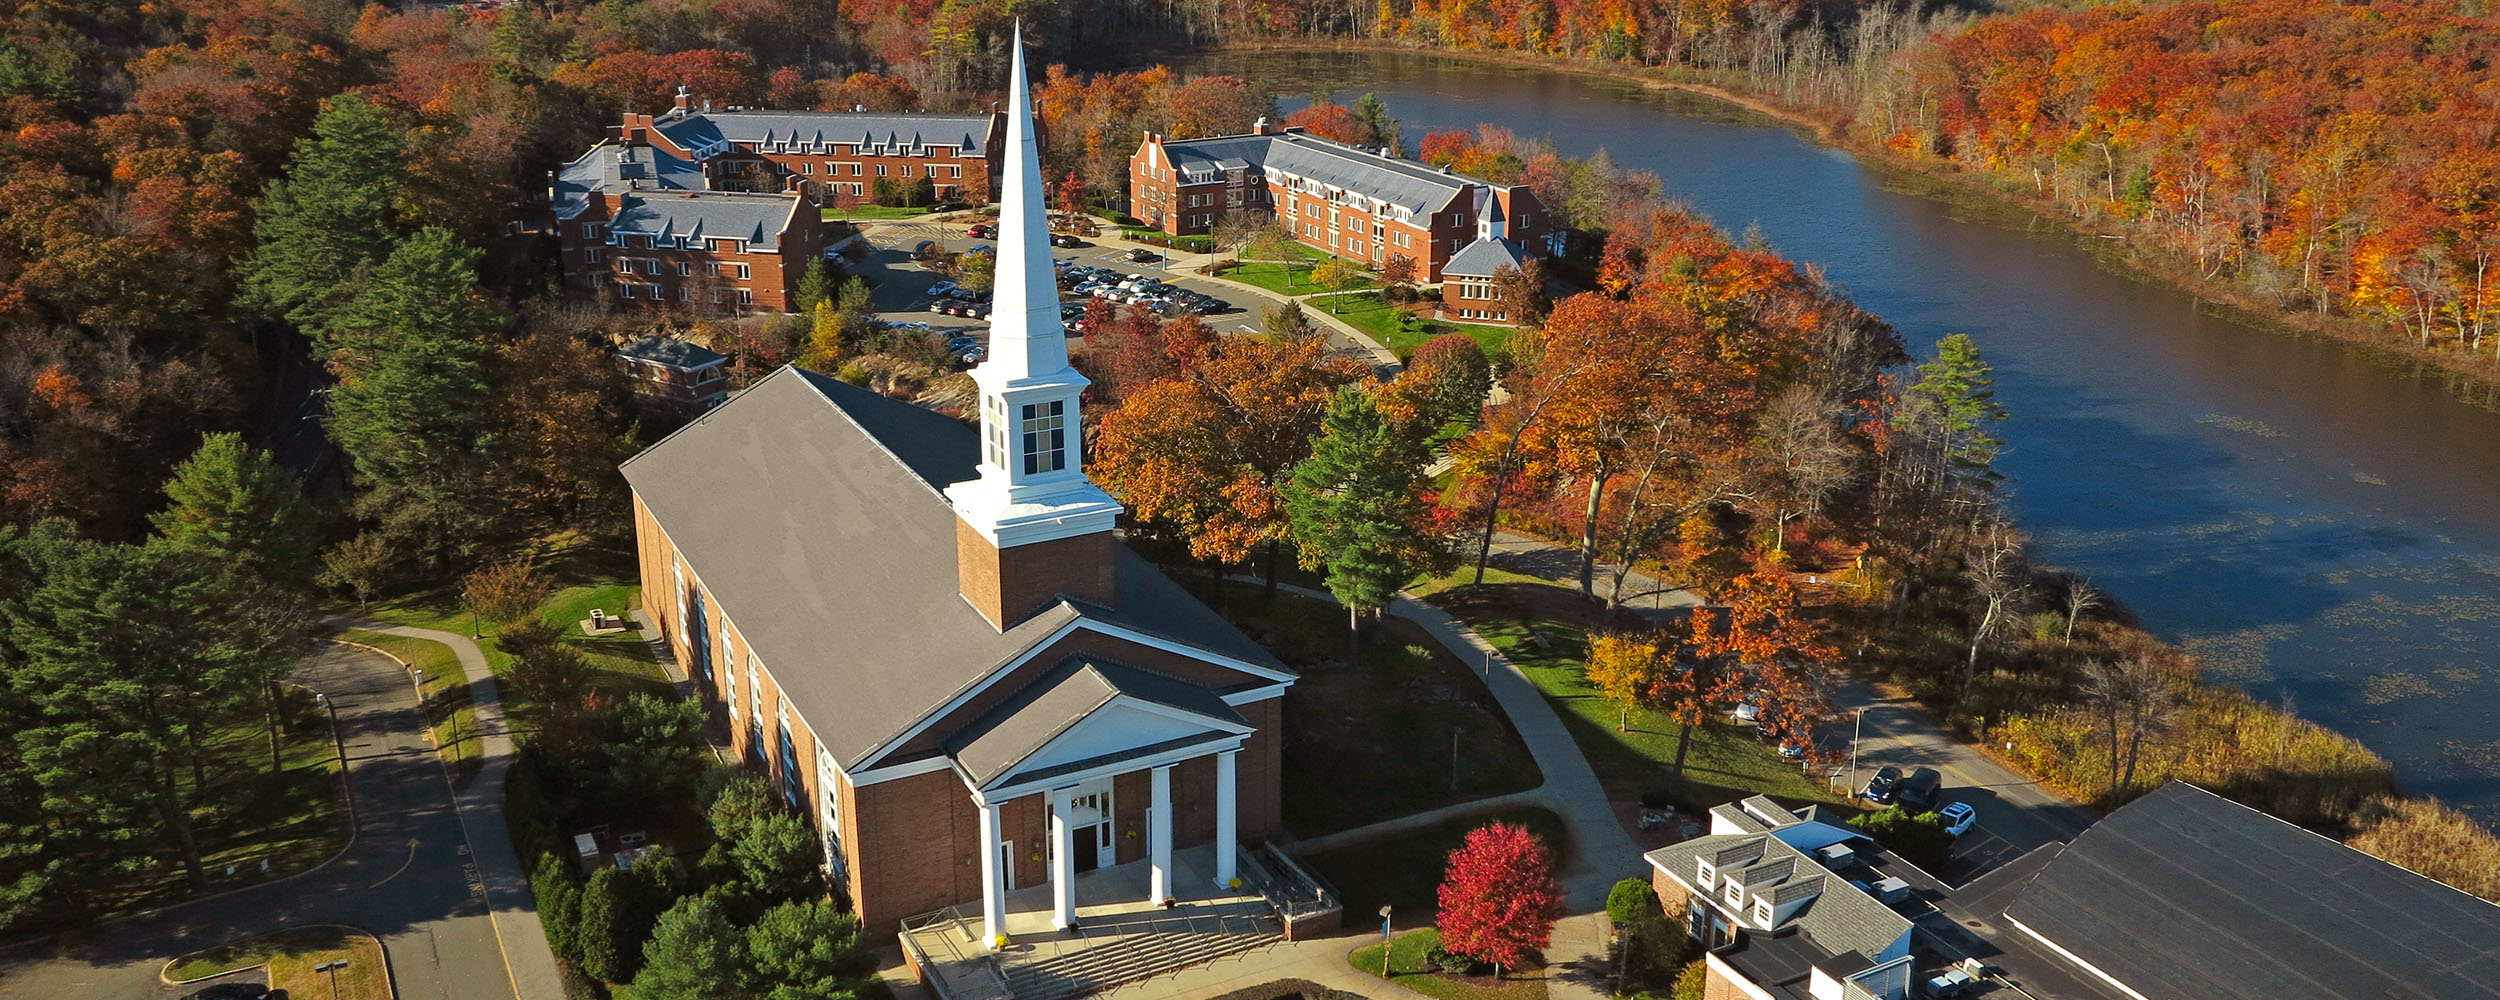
[2062,577,2102,646]
[2080,656,2177,796]
[1744,385,1857,554]
[1961,520,2027,693]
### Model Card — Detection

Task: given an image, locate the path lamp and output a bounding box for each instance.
[316,692,344,764]
[408,665,425,707]
[1380,905,1394,972]
[315,958,349,999]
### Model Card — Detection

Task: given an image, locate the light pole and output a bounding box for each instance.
[315,958,349,1000]
[1848,706,1867,793]
[407,665,425,707]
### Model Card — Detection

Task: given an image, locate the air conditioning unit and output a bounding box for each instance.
[1815,842,1855,868]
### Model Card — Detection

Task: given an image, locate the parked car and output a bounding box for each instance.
[945,334,978,351]
[1050,233,1084,248]
[1937,801,1978,837]
[1861,765,1902,804]
[926,280,957,298]
[1896,767,1944,812]
[955,346,987,364]
[1127,247,1162,263]
[926,299,953,314]
[182,985,274,1000]
[967,302,992,320]
[910,239,939,260]
[968,223,994,238]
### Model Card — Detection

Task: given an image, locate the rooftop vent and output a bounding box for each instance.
[1439,163,1453,175]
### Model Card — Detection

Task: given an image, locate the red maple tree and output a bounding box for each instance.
[1436,822,1566,977]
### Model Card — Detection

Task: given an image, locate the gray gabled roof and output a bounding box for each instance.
[619,366,1285,770]
[554,140,702,219]
[2004,781,2500,1000]
[617,336,728,370]
[607,190,800,250]
[1157,130,1484,215]
[1648,827,1914,964]
[657,111,988,154]
[1442,236,1526,279]
[947,657,1249,786]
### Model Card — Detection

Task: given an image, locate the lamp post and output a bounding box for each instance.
[1848,706,1867,793]
[315,958,349,999]
[408,665,425,707]
[1379,905,1394,972]
[316,693,343,764]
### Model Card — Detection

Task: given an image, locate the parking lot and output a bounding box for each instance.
[850,221,1379,363]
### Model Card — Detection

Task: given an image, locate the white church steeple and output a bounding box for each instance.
[945,22,1124,627]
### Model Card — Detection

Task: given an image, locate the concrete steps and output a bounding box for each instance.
[1002,917,1283,1000]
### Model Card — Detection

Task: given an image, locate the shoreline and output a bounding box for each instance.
[1190,38,2500,406]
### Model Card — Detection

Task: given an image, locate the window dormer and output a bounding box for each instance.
[1697,858,1716,890]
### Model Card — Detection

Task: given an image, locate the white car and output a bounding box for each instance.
[1937,801,1978,837]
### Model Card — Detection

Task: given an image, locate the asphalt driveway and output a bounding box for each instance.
[0,643,517,1000]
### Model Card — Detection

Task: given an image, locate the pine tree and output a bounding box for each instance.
[575,866,628,982]
[1285,387,1445,648]
[240,93,411,338]
[1436,822,1566,978]
[530,854,585,965]
[323,228,500,563]
[631,895,746,1000]
[746,900,879,1000]
[149,432,315,588]
[1896,333,2008,491]
[795,258,835,314]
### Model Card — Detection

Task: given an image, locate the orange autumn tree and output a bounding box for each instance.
[1681,570,1838,757]
[1091,333,1367,594]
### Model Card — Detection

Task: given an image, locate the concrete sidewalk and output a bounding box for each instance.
[1233,578,1641,1000]
[327,618,569,1000]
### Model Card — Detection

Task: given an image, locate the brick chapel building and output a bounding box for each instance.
[621,38,1293,944]
[550,90,1007,312]
[1129,122,1557,282]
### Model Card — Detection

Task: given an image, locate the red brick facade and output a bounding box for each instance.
[633,492,1289,938]
[554,196,826,313]
[1130,123,1551,282]
[619,101,1006,208]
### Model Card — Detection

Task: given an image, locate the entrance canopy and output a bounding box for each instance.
[949,657,1251,801]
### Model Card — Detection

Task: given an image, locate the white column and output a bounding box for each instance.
[977,799,1006,947]
[1213,749,1239,889]
[1048,787,1077,929]
[1149,765,1174,904]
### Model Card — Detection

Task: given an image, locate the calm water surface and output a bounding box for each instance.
[1168,50,2500,821]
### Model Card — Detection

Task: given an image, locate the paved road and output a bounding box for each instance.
[1835,681,2098,884]
[0,643,516,1000]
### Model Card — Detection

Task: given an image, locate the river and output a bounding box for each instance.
[1161,49,2500,823]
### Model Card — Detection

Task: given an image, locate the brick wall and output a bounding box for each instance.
[955,522,1119,631]
[556,205,823,313]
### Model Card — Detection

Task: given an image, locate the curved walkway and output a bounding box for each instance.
[1225,578,1641,1000]
[323,618,566,1000]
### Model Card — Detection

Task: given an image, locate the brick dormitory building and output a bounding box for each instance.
[549,87,1007,311]
[1129,121,1559,284]
[621,31,1301,954]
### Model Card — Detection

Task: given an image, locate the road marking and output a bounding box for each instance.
[367,838,420,889]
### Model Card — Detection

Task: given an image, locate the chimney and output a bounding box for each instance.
[673,85,692,112]
[1252,116,1269,135]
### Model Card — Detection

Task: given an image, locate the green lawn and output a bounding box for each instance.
[1323,293,1512,360]
[169,926,390,1000]
[1220,255,1377,297]
[826,204,932,220]
[1351,929,1547,1000]
[1194,587,1541,836]
[350,545,670,739]
[1302,805,1570,921]
[1429,583,1848,813]
[94,693,350,918]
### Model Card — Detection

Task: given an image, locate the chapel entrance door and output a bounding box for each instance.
[1065,781,1115,872]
